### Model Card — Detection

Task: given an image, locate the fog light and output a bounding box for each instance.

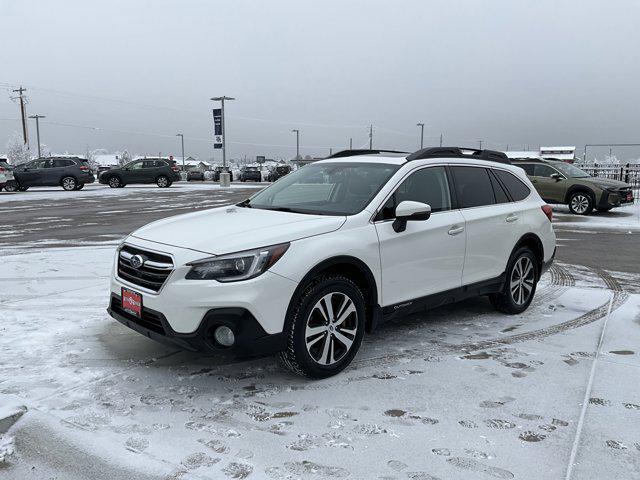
[214,326,235,347]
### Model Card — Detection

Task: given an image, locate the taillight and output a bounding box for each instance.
[79,165,90,172]
[541,204,553,222]
[0,167,6,173]
[171,165,179,172]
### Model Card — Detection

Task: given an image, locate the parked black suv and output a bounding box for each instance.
[99,158,181,188]
[239,166,262,182]
[212,166,233,182]
[266,164,292,182]
[7,157,95,191]
[187,170,205,181]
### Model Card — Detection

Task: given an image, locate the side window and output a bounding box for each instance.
[155,160,167,167]
[379,166,451,221]
[488,170,510,204]
[450,166,495,208]
[142,160,156,168]
[53,159,73,168]
[128,161,144,170]
[494,170,531,201]
[533,164,557,178]
[518,164,535,176]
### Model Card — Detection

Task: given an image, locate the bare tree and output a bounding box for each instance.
[5,131,31,165]
[120,149,131,166]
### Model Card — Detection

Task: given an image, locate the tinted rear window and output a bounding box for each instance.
[451,166,495,208]
[518,163,535,175]
[494,170,531,201]
[488,170,510,204]
[53,159,75,167]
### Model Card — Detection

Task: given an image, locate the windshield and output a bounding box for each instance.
[243,162,400,215]
[553,163,590,178]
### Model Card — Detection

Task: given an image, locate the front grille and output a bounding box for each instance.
[117,245,173,292]
[111,297,166,335]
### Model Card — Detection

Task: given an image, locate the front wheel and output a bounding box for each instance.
[490,247,538,314]
[279,275,366,379]
[74,183,84,191]
[568,192,593,215]
[156,175,170,188]
[18,186,29,192]
[4,183,19,192]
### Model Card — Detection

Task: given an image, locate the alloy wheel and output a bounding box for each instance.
[570,194,589,214]
[157,176,168,187]
[510,256,535,306]
[62,177,76,191]
[305,292,358,366]
[109,177,120,188]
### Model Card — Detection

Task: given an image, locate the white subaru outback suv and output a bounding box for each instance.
[108,147,556,378]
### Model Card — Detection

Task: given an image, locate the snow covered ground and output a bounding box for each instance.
[1,190,639,479]
[1,243,639,479]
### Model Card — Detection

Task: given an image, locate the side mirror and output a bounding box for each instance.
[392,201,431,233]
[550,173,563,181]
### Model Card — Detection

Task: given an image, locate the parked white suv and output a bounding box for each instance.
[108,147,556,378]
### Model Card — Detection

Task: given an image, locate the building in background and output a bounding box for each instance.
[504,146,576,163]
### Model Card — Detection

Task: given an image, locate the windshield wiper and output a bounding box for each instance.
[236,199,252,208]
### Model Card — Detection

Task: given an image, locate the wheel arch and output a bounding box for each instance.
[510,233,544,281]
[284,255,380,334]
[564,185,596,204]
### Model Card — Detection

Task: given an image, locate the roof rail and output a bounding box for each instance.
[406,147,511,164]
[326,149,409,159]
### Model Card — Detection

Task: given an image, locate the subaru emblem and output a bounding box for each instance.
[130,254,145,269]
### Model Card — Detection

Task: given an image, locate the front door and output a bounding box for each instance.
[530,164,567,203]
[124,160,147,183]
[18,159,49,186]
[375,166,466,306]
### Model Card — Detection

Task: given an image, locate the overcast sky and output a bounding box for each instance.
[2,0,639,162]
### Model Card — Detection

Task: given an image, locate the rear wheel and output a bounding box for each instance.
[280,275,366,378]
[61,176,77,191]
[74,183,84,191]
[490,247,538,314]
[108,176,122,188]
[18,186,29,192]
[4,183,19,192]
[568,192,593,215]
[156,175,169,188]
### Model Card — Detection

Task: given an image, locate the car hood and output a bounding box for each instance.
[586,177,631,189]
[131,206,346,255]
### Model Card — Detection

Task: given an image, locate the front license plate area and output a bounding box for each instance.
[122,288,142,318]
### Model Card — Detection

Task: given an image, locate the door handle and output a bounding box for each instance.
[506,213,519,223]
[448,225,465,236]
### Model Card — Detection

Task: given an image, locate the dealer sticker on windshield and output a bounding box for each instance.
[122,288,142,318]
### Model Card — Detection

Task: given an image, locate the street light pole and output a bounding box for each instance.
[211,96,235,186]
[175,133,185,172]
[292,129,300,160]
[417,122,425,149]
[28,114,46,158]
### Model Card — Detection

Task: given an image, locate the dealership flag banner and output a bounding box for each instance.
[213,108,223,149]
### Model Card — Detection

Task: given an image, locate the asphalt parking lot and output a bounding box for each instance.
[1,184,639,479]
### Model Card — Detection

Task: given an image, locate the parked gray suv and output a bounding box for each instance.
[7,157,95,192]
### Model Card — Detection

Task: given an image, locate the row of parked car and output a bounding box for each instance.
[0,158,295,192]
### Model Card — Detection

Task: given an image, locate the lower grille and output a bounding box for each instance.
[117,245,173,292]
[111,296,166,335]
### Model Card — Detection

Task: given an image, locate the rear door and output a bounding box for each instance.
[45,158,73,185]
[530,164,567,203]
[375,165,466,305]
[451,165,519,285]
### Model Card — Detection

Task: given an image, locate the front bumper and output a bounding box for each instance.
[108,295,285,356]
[598,189,634,208]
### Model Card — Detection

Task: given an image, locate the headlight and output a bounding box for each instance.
[185,243,290,282]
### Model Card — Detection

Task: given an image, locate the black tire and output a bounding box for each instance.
[18,186,29,192]
[279,275,366,379]
[4,183,19,192]
[595,207,612,213]
[108,176,121,188]
[490,247,538,314]
[568,191,593,215]
[156,175,170,188]
[74,183,84,191]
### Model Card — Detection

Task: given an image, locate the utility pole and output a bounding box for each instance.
[329,148,333,156]
[292,129,300,160]
[12,86,28,147]
[369,125,373,149]
[176,133,185,172]
[211,96,235,186]
[478,140,483,150]
[28,114,46,158]
[349,138,353,150]
[417,122,425,149]
[439,133,443,147]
